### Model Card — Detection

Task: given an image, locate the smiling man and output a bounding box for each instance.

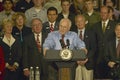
[43,18,87,80]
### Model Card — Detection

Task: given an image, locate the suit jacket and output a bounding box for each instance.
[0,36,22,80]
[105,37,120,78]
[22,32,47,80]
[23,32,46,68]
[93,20,116,64]
[105,37,120,63]
[42,21,59,38]
[74,26,96,70]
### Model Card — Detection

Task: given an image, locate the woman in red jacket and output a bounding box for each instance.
[0,46,5,80]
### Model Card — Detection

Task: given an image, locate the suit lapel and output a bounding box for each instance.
[84,28,88,42]
[54,21,59,31]
[104,20,111,33]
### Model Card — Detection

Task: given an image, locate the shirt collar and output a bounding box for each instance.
[49,22,55,27]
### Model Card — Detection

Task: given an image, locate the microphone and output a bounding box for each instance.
[66,39,70,49]
[59,39,65,49]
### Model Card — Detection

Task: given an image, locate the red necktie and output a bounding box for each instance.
[50,23,54,32]
[79,30,83,40]
[117,40,120,57]
[36,34,41,52]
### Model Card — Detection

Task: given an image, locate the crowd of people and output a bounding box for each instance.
[0,0,120,80]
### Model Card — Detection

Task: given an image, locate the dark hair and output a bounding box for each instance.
[107,6,114,12]
[103,0,116,7]
[61,0,71,5]
[47,7,58,15]
[107,6,116,20]
[2,0,13,4]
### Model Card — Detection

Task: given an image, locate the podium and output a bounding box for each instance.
[44,49,87,80]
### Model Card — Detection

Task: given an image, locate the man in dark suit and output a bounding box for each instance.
[43,7,59,37]
[105,23,120,79]
[74,14,96,80]
[22,18,47,80]
[93,6,116,79]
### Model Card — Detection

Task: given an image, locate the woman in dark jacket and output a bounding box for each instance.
[0,18,22,80]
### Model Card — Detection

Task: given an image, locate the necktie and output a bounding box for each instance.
[36,34,41,52]
[79,30,83,40]
[62,35,66,48]
[50,23,54,32]
[102,22,106,33]
[117,40,120,57]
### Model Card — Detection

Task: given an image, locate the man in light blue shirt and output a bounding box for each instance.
[43,18,87,54]
[43,18,87,80]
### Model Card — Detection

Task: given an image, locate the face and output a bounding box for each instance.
[59,19,71,35]
[33,0,43,7]
[100,7,109,21]
[16,15,24,27]
[32,19,42,34]
[61,1,70,12]
[85,1,94,12]
[115,25,120,39]
[47,10,58,23]
[105,0,114,7]
[3,23,13,34]
[75,16,86,29]
[76,0,83,3]
[3,1,13,10]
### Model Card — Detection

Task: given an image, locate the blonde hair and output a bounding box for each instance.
[2,18,14,27]
[12,12,26,25]
[1,18,14,32]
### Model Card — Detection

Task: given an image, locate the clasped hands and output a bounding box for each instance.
[7,65,18,71]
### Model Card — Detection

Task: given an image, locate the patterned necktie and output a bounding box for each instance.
[62,35,66,48]
[117,40,120,57]
[50,23,54,32]
[79,30,83,40]
[102,22,106,33]
[36,34,41,52]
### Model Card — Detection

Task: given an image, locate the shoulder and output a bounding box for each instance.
[48,31,59,36]
[67,31,78,36]
[43,22,49,26]
[93,11,100,15]
[25,7,34,13]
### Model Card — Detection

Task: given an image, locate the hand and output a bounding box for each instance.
[77,58,88,65]
[7,65,16,71]
[24,69,30,77]
[12,65,18,70]
[108,61,116,68]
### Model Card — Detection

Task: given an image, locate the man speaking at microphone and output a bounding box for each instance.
[43,18,87,80]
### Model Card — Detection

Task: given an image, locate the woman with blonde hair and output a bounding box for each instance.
[0,18,22,80]
[12,12,32,42]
